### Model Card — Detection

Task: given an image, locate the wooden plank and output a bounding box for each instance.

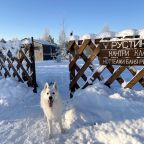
[105,66,126,87]
[6,58,23,82]
[69,39,91,70]
[80,53,102,81]
[127,66,137,75]
[69,51,80,90]
[99,39,144,49]
[106,65,124,85]
[106,65,115,73]
[69,42,77,98]
[0,59,11,77]
[14,57,33,85]
[78,40,83,45]
[92,65,106,79]
[70,47,100,89]
[89,41,97,51]
[82,65,106,89]
[73,43,101,80]
[95,39,101,44]
[19,50,31,70]
[99,57,144,66]
[75,64,87,82]
[68,41,75,50]
[125,68,144,88]
[69,40,92,94]
[70,68,80,90]
[127,66,144,87]
[70,40,101,81]
[23,45,29,55]
[30,37,37,92]
[69,40,101,80]
[99,49,144,57]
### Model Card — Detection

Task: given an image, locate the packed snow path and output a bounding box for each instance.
[0,61,144,144]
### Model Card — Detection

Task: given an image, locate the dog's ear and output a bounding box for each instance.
[53,82,58,90]
[44,82,49,91]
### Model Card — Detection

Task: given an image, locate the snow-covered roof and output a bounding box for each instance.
[80,34,97,40]
[96,31,115,39]
[69,35,79,41]
[21,38,56,46]
[34,40,55,46]
[21,38,32,45]
[69,28,144,41]
[116,29,138,38]
[137,29,144,38]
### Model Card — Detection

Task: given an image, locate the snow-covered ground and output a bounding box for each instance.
[0,60,144,144]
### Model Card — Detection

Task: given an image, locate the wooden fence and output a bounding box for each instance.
[68,38,144,98]
[0,37,37,92]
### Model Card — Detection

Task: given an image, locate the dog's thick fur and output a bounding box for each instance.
[40,82,64,138]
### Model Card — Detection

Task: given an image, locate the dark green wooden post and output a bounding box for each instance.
[30,37,37,93]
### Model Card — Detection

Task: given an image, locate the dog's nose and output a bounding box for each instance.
[49,96,53,100]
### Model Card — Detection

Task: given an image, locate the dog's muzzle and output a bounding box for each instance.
[48,96,53,107]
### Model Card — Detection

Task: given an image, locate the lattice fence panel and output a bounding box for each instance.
[0,37,37,92]
[68,38,144,98]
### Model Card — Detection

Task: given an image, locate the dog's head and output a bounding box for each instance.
[42,82,58,108]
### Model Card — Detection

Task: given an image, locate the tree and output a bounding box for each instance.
[0,38,6,43]
[58,22,67,60]
[43,28,54,43]
[101,24,110,32]
[12,38,19,41]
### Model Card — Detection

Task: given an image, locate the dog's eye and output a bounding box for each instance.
[47,92,49,95]
[52,92,55,95]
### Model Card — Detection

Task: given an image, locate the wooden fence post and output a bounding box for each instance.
[69,41,76,98]
[30,37,37,93]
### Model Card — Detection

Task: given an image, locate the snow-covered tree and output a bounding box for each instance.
[58,23,67,60]
[101,24,110,32]
[12,38,19,41]
[43,28,54,43]
[55,47,62,62]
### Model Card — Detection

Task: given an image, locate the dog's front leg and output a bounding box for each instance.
[58,119,65,133]
[48,120,53,139]
[44,114,46,120]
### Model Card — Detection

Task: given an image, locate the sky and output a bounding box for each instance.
[0,0,144,42]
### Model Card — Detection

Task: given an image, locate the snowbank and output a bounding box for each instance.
[0,78,33,107]
[0,61,144,144]
[63,82,144,143]
[66,118,144,144]
[66,82,144,127]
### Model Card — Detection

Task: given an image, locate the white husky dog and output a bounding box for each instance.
[40,82,64,138]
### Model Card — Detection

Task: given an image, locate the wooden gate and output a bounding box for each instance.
[68,38,144,98]
[0,37,37,92]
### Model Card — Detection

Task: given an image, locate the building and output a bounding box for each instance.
[21,38,59,61]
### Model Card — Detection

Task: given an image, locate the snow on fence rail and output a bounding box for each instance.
[0,37,37,92]
[68,36,144,98]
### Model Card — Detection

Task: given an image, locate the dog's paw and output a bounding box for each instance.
[49,134,53,139]
[61,128,66,134]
